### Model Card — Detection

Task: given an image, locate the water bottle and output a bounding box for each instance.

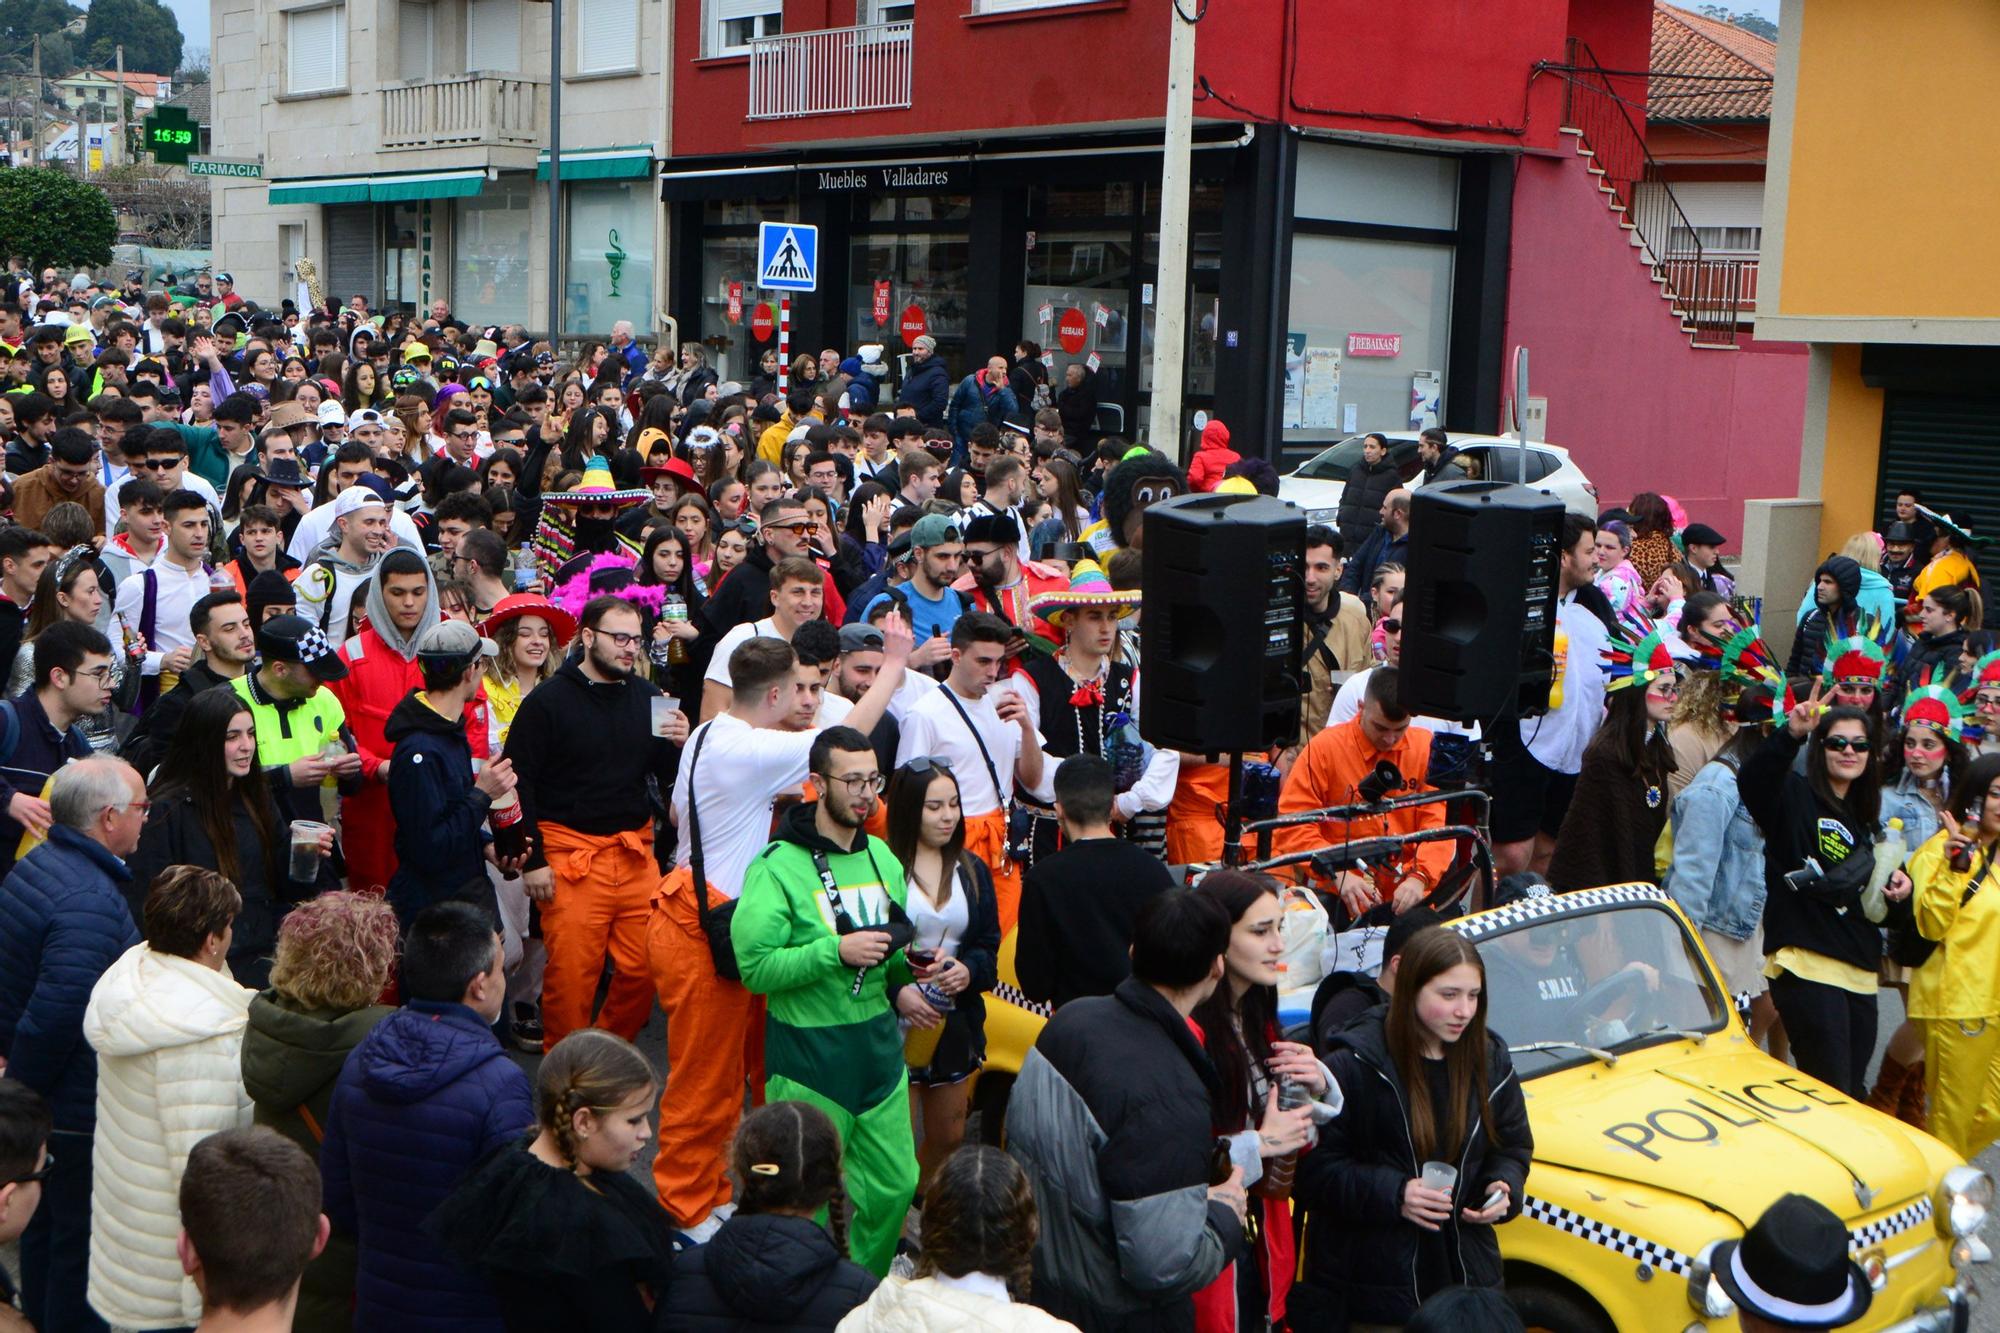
[1254,1076,1313,1201]
[663,595,689,665]
[1862,817,1905,924]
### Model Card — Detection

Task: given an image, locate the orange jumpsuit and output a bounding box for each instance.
[1275,721,1451,898]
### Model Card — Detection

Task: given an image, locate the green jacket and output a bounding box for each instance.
[240,989,393,1155]
[734,801,913,1113]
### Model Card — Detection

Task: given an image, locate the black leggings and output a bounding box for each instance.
[1768,969,1878,1099]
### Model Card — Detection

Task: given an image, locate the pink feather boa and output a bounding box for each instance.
[551,551,670,619]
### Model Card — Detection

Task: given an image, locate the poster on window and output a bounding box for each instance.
[873,280,892,327]
[727,282,743,324]
[1303,347,1342,430]
[1283,332,1307,430]
[1409,370,1442,430]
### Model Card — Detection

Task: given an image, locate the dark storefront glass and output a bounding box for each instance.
[698,197,792,385]
[848,193,971,386]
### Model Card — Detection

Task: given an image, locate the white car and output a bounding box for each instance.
[1278,432,1599,529]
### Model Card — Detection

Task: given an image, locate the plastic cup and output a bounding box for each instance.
[289,820,331,882]
[651,696,679,738]
[1420,1161,1458,1196]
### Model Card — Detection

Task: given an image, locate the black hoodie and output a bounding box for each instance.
[383,687,491,922]
[1788,554,1864,678]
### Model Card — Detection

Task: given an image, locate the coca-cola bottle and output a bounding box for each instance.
[1253,1076,1312,1201]
[490,788,528,862]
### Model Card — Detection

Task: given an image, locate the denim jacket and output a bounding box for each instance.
[1668,754,1768,940]
[1880,770,1946,863]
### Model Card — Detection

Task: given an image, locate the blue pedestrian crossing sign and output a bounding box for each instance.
[758,221,818,292]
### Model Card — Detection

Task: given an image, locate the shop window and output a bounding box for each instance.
[578,0,640,73]
[454,178,533,331]
[974,0,1098,13]
[381,202,423,312]
[699,198,792,383]
[859,1,914,25]
[566,181,655,334]
[1284,233,1454,441]
[1295,141,1458,230]
[1023,219,1133,434]
[852,229,971,387]
[467,0,521,73]
[706,0,782,56]
[285,4,348,95]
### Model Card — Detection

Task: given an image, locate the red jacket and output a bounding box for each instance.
[329,624,489,894]
[1187,420,1241,493]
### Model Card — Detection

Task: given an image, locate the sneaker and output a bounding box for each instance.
[674,1205,733,1249]
[509,1004,544,1053]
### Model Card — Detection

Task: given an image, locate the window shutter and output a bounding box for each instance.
[467,0,521,73]
[287,6,347,94]
[398,0,433,82]
[577,0,637,74]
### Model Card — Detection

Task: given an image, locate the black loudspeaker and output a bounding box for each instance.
[1140,492,1306,753]
[1403,481,1567,723]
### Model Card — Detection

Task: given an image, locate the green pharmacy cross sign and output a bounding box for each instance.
[143,106,198,165]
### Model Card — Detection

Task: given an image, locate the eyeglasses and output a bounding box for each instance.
[1821,736,1872,754]
[588,629,642,648]
[771,521,817,536]
[8,1152,54,1186]
[73,666,115,683]
[101,799,152,815]
[1646,679,1681,698]
[821,771,886,794]
[451,430,479,442]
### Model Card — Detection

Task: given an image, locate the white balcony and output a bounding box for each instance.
[381,75,543,152]
[746,22,913,121]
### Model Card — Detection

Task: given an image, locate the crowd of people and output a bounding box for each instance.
[0,263,1984,1333]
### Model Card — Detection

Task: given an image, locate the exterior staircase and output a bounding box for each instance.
[1559,39,1753,349]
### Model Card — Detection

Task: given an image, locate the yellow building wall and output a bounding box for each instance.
[1778,1,2000,319]
[1818,345,1886,556]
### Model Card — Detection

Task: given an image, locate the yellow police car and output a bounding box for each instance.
[974,883,1986,1332]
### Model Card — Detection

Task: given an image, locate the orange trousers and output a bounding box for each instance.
[538,822,657,1050]
[964,809,1022,933]
[649,867,766,1228]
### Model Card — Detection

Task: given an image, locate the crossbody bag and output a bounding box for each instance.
[938,685,1033,862]
[808,843,912,997]
[683,725,740,981]
[1888,844,1993,969]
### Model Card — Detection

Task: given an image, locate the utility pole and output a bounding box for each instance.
[546,0,562,347]
[115,45,126,167]
[29,36,40,166]
[81,94,90,178]
[1148,0,1197,460]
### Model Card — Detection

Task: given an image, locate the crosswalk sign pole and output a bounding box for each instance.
[778,297,791,394]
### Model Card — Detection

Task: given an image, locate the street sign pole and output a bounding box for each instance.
[547,0,562,346]
[778,297,790,393]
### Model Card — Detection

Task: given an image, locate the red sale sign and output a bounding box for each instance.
[873,280,892,327]
[1056,307,1088,356]
[1346,332,1402,358]
[899,304,927,344]
[727,282,743,324]
[750,303,775,342]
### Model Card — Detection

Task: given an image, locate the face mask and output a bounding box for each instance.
[573,515,616,549]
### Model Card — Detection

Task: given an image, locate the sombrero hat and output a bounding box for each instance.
[541,456,649,508]
[479,593,578,645]
[1028,559,1141,631]
[1916,504,1988,547]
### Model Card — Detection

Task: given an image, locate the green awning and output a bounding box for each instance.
[536,145,654,181]
[267,169,487,205]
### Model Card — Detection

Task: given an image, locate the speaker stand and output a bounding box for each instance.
[1221,751,1245,867]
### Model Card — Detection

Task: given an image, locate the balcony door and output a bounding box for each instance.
[467,0,521,73]
[398,0,434,82]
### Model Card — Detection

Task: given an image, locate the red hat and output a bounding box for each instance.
[479,593,578,645]
[641,458,698,490]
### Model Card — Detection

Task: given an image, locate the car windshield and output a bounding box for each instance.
[1293,435,1422,481]
[1475,903,1729,1078]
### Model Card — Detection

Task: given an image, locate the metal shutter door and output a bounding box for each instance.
[324,205,377,309]
[1876,390,2000,598]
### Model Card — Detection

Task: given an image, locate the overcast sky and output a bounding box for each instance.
[152,0,1784,76]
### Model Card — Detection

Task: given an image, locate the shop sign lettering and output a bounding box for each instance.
[607,228,626,299]
[813,163,964,193]
[1601,1078,1849,1161]
[1347,332,1402,358]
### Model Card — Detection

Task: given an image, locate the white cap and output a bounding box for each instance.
[347,408,385,431]
[317,402,348,427]
[331,486,385,519]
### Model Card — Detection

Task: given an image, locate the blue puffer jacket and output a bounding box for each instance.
[320,1000,534,1333]
[896,357,950,425]
[0,825,140,1129]
[1667,754,1767,941]
[947,371,1020,448]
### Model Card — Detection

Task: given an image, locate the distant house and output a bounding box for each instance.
[1646,2,1777,282]
[51,69,174,120]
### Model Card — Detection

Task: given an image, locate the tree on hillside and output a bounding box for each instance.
[0,0,82,44]
[0,167,116,270]
[81,0,182,75]
[1697,6,1778,40]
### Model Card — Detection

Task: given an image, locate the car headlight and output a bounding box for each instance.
[1687,1241,1736,1319]
[1937,1166,1993,1239]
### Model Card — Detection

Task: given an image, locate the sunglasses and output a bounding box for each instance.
[771,521,817,536]
[904,755,955,777]
[9,1151,54,1186]
[1381,618,1402,634]
[1821,736,1872,754]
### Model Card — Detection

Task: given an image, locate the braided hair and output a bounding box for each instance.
[534,1030,656,1173]
[731,1101,849,1251]
[915,1146,1039,1301]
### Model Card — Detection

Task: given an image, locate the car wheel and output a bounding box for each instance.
[1509,1283,1615,1333]
[971,1072,1015,1147]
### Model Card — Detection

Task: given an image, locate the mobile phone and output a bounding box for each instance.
[1482,1185,1506,1212]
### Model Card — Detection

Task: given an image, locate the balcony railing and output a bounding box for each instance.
[747,22,913,121]
[381,76,543,151]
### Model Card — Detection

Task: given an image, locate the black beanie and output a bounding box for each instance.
[247,569,297,627]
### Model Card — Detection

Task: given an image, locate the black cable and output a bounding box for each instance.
[1194,75,1266,123]
[1172,0,1209,22]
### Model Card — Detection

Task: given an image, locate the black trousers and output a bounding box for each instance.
[1768,968,1878,1099]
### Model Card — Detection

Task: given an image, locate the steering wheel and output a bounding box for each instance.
[1571,964,1657,1033]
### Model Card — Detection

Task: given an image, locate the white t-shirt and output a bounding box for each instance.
[104,471,220,539]
[705,618,788,688]
[896,681,1052,815]
[1326,665,1482,740]
[285,501,427,563]
[817,691,855,727]
[671,713,817,900]
[1523,594,1610,774]
[113,555,215,673]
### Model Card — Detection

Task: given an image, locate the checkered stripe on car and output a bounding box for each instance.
[1521,1195,1696,1277]
[1450,884,1670,941]
[991,981,1051,1019]
[1851,1198,1931,1250]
